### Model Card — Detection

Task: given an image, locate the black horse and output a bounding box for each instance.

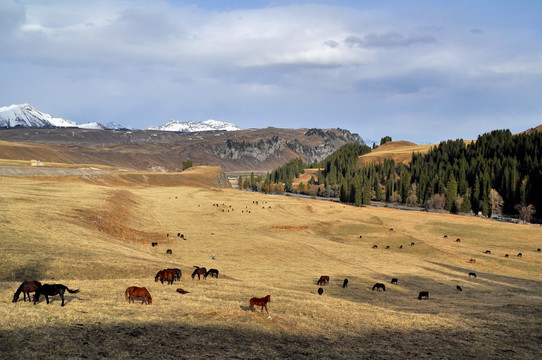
[372,283,386,291]
[343,278,349,288]
[33,284,79,307]
[456,285,462,291]
[204,268,219,279]
[13,280,42,303]
[192,266,207,280]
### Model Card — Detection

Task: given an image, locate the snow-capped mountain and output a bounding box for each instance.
[147,119,240,132]
[0,104,77,128]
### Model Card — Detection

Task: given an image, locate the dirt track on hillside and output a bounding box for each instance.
[0,166,120,177]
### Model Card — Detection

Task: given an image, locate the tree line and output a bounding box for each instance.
[258,130,541,222]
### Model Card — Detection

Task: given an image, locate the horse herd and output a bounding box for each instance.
[12,280,79,307]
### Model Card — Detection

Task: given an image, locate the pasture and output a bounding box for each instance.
[1,168,541,359]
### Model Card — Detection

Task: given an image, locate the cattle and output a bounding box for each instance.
[166,249,172,255]
[318,287,324,295]
[468,272,477,278]
[418,291,429,300]
[343,279,349,288]
[391,278,398,285]
[317,276,330,286]
[469,258,476,264]
[372,283,386,291]
[456,285,462,291]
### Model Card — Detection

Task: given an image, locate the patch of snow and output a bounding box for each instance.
[147,119,240,132]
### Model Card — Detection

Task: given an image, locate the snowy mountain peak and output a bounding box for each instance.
[147,119,240,132]
[0,104,76,128]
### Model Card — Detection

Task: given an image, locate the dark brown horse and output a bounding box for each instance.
[204,268,219,279]
[372,283,386,291]
[125,286,152,305]
[167,268,182,281]
[191,266,207,280]
[33,284,79,307]
[249,294,271,313]
[317,276,330,286]
[155,270,175,285]
[13,280,42,303]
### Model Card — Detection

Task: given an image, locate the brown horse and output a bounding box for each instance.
[317,276,330,286]
[125,286,152,305]
[372,283,386,291]
[191,266,207,280]
[33,284,79,307]
[249,295,271,313]
[13,280,42,303]
[167,268,182,281]
[155,269,176,285]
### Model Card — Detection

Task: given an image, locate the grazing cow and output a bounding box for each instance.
[391,278,398,285]
[468,272,477,278]
[166,249,172,255]
[484,250,491,254]
[34,284,79,307]
[249,295,270,313]
[411,242,415,246]
[204,268,219,279]
[343,279,349,288]
[318,287,324,295]
[372,283,386,291]
[372,245,378,249]
[456,238,461,242]
[456,285,462,291]
[418,291,429,300]
[385,245,390,250]
[504,254,509,258]
[317,276,330,286]
[191,266,207,280]
[176,288,189,294]
[469,258,476,264]
[517,253,522,258]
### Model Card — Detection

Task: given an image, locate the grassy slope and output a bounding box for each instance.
[1,170,541,359]
[358,141,434,166]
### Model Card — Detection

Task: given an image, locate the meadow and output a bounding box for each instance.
[1,167,541,359]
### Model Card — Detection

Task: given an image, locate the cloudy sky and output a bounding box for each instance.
[1,0,541,143]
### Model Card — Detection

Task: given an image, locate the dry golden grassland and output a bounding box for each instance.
[1,167,541,359]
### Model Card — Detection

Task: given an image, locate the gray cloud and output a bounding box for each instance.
[345,31,436,48]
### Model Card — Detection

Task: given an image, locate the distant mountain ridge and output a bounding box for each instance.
[147,119,240,132]
[0,104,239,133]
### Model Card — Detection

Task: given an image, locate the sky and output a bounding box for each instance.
[1,0,541,144]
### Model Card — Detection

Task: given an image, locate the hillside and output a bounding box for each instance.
[358,140,434,166]
[0,127,363,173]
[1,169,540,359]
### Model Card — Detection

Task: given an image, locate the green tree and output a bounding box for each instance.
[445,174,458,212]
[380,136,392,146]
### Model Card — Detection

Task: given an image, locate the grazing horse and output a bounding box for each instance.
[204,268,219,279]
[537,248,541,253]
[343,278,349,288]
[411,242,415,246]
[517,253,523,258]
[385,245,390,250]
[155,270,175,285]
[372,283,386,291]
[33,284,79,307]
[191,266,207,280]
[399,245,403,249]
[166,249,173,255]
[456,238,461,242]
[151,242,158,247]
[469,258,476,264]
[13,280,42,303]
[249,295,271,313]
[372,245,378,249]
[318,287,324,295]
[167,268,182,281]
[317,276,330,286]
[484,250,491,254]
[468,272,477,278]
[504,254,509,258]
[418,291,429,300]
[443,235,448,238]
[456,285,462,291]
[391,278,398,285]
[125,286,152,305]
